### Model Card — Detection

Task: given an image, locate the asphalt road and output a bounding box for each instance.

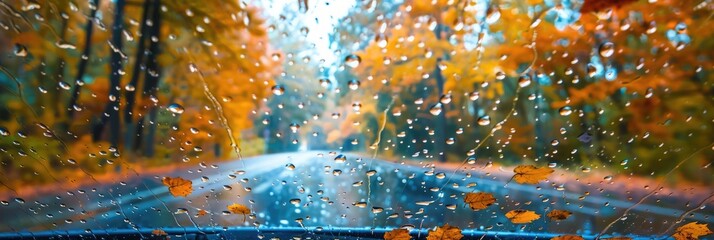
[1,151,712,239]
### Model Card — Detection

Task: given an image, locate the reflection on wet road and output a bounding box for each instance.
[1,151,712,238]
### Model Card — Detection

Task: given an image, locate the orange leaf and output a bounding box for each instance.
[512,165,554,184]
[547,209,572,221]
[152,229,167,236]
[463,192,496,211]
[227,203,251,215]
[551,235,584,240]
[162,177,193,197]
[384,228,411,240]
[197,209,208,217]
[427,224,462,240]
[673,222,712,240]
[505,209,541,224]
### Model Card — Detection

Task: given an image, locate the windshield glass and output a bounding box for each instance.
[1,0,713,239]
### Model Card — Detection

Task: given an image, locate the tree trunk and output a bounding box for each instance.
[123,0,153,152]
[67,0,100,119]
[141,0,162,157]
[93,0,125,147]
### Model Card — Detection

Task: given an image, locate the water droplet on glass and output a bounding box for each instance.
[469,91,480,101]
[429,103,443,116]
[167,103,185,114]
[345,54,361,68]
[559,106,572,116]
[334,154,347,163]
[352,102,362,111]
[477,115,491,126]
[348,80,360,90]
[272,85,285,96]
[486,6,501,24]
[518,76,531,87]
[375,34,388,48]
[587,64,598,77]
[599,42,615,57]
[14,44,28,57]
[318,78,331,88]
[55,40,77,49]
[439,94,452,104]
[289,123,300,133]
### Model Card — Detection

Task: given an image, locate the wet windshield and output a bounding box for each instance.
[0,0,713,239]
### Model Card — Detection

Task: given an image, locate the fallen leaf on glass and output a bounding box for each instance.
[384,228,411,240]
[673,222,712,240]
[162,177,193,197]
[427,224,462,240]
[227,203,250,214]
[152,229,167,236]
[547,209,572,221]
[463,192,496,210]
[512,165,554,184]
[196,209,208,217]
[551,235,583,240]
[505,209,541,224]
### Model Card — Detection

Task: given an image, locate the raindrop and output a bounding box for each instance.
[334,154,347,163]
[599,42,615,57]
[348,80,360,90]
[477,116,491,126]
[55,40,77,49]
[167,103,185,114]
[429,103,443,116]
[559,106,572,116]
[289,123,300,133]
[375,34,388,48]
[14,44,28,57]
[518,76,531,87]
[587,64,598,77]
[345,54,361,68]
[352,102,362,111]
[271,85,285,96]
[439,94,452,104]
[469,91,480,101]
[495,71,506,80]
[486,6,501,24]
[318,78,332,88]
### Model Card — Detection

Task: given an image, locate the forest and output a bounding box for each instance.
[0,0,713,192]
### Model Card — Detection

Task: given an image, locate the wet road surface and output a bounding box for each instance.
[1,151,712,239]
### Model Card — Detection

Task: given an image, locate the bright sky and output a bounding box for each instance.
[259,0,357,65]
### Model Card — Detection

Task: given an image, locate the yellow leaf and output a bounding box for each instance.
[162,177,193,197]
[505,210,541,224]
[512,165,554,184]
[227,203,251,215]
[463,192,496,211]
[551,235,584,240]
[384,228,411,240]
[427,224,462,240]
[673,222,712,240]
[547,209,572,221]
